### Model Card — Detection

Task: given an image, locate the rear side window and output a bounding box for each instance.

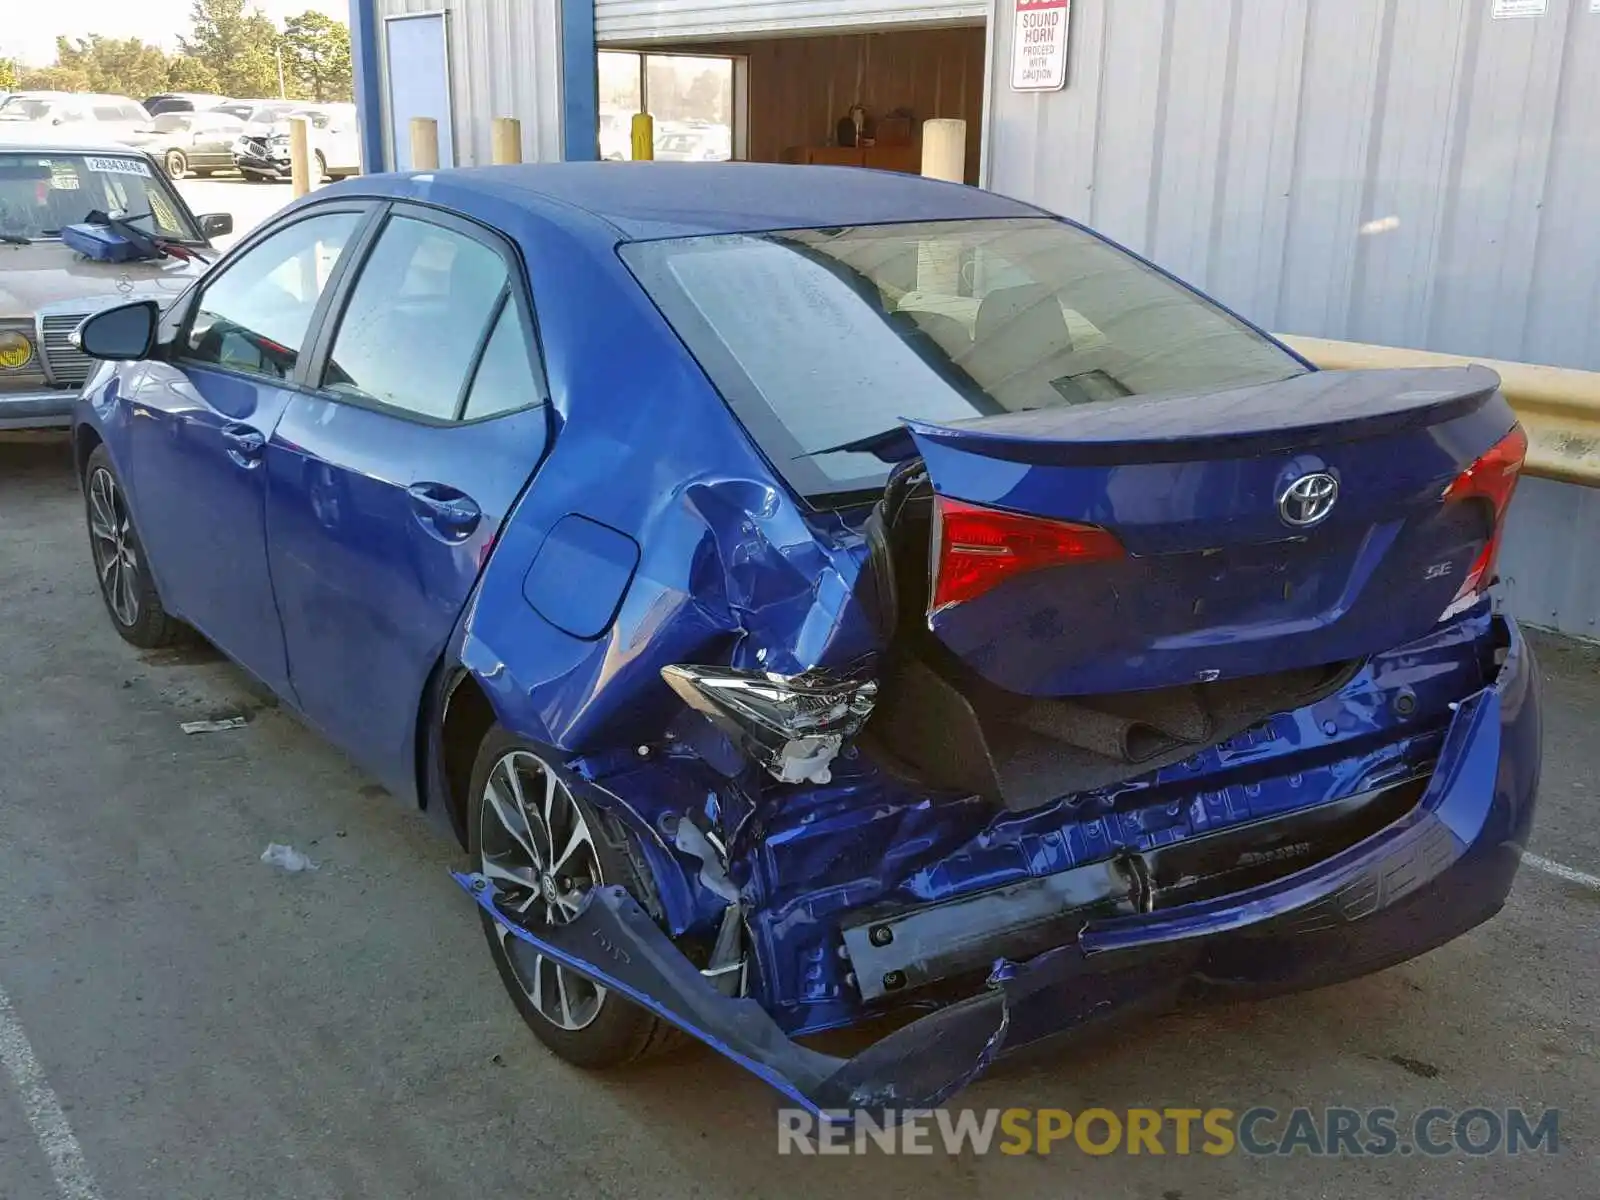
[460,301,541,420]
[184,210,362,380]
[320,215,511,420]
[622,217,1303,500]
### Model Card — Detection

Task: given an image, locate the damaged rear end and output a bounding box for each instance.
[461,213,1541,1116]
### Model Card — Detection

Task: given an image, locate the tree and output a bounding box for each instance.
[18,64,92,92]
[180,0,283,99]
[166,55,221,93]
[0,59,19,92]
[280,11,351,102]
[53,35,174,100]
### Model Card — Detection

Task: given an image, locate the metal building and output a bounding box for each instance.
[348,0,1600,635]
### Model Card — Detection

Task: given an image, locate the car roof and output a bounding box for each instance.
[0,126,158,154]
[372,161,1042,241]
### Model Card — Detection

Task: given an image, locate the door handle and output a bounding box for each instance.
[221,423,266,468]
[407,482,482,542]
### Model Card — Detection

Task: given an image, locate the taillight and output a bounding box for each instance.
[930,496,1124,612]
[1440,424,1528,618]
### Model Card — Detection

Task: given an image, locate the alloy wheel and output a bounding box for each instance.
[88,468,139,628]
[479,751,607,1031]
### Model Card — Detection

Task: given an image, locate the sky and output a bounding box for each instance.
[2,0,349,67]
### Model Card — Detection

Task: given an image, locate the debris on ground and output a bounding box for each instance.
[181,716,248,734]
[260,843,318,873]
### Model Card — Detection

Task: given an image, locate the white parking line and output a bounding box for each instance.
[0,983,102,1200]
[1522,851,1600,891]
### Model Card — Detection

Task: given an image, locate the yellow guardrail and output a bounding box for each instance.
[1278,335,1600,487]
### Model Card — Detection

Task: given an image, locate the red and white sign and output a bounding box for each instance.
[1011,0,1071,92]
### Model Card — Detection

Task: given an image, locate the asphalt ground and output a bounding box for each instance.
[0,435,1594,1199]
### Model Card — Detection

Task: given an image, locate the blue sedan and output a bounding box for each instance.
[72,163,1541,1116]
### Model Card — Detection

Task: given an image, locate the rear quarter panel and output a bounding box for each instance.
[449,190,879,754]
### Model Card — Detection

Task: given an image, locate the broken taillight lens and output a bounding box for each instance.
[1440,424,1528,620]
[930,496,1124,612]
[660,664,877,785]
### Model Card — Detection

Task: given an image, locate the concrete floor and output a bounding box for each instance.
[0,437,1594,1199]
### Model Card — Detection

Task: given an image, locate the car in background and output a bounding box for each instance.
[65,163,1541,1117]
[142,93,229,117]
[652,121,731,162]
[0,93,152,141]
[0,127,231,430]
[233,103,360,182]
[211,99,299,125]
[122,110,248,179]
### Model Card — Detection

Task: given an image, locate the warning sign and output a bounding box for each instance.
[1011,0,1070,92]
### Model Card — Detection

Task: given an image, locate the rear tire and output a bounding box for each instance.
[83,446,182,649]
[313,150,327,183]
[164,149,188,179]
[468,725,678,1068]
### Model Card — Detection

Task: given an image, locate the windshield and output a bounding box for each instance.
[0,152,201,242]
[148,113,191,132]
[0,98,53,120]
[622,217,1305,501]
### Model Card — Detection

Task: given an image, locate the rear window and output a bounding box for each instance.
[621,217,1304,502]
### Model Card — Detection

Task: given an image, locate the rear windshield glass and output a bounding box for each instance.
[622,217,1304,502]
[0,152,200,242]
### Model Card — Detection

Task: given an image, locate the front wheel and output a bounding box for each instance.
[164,149,188,179]
[468,726,677,1067]
[83,446,182,649]
[313,150,327,183]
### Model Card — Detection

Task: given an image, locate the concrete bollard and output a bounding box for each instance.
[921,118,966,183]
[410,117,440,170]
[288,116,311,198]
[491,117,523,165]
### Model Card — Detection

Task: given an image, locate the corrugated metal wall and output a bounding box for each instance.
[375,0,565,166]
[987,0,1600,639]
[987,0,1600,371]
[596,1,986,44]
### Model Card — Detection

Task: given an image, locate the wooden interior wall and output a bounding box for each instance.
[722,27,987,184]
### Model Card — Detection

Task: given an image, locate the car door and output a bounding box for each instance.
[323,111,360,172]
[191,113,243,167]
[264,204,551,782]
[123,203,372,696]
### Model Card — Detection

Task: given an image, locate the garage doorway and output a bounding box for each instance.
[598,23,986,184]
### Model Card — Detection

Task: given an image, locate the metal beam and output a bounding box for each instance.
[560,0,599,161]
[349,0,387,172]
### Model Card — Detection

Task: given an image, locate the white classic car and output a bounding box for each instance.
[0,128,231,429]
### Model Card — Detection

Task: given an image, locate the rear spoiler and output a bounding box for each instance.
[904,366,1503,466]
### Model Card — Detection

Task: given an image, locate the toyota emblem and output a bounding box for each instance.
[1278,472,1339,527]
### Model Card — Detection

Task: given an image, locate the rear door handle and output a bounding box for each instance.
[221,423,265,468]
[407,482,482,542]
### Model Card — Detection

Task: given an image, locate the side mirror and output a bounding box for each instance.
[198,212,233,238]
[73,300,160,361]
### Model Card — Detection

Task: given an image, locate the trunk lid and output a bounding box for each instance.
[906,366,1519,696]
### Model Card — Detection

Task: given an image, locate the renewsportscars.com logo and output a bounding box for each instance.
[777,1106,1561,1157]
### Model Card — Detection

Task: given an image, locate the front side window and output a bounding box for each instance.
[0,152,201,242]
[184,210,363,380]
[622,217,1305,500]
[321,215,510,419]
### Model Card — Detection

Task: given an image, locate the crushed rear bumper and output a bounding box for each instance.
[454,616,1540,1118]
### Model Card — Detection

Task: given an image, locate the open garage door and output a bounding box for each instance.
[596,0,987,44]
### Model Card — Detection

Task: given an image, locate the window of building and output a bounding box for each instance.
[598,51,737,164]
